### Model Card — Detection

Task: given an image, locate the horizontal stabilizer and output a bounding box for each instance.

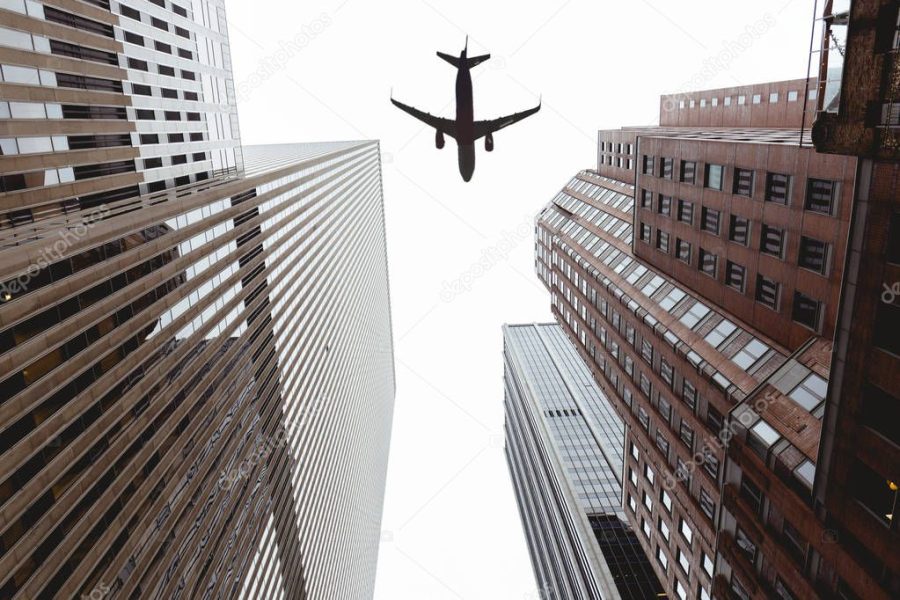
[436,51,491,69]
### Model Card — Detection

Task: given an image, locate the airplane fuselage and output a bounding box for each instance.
[454,59,476,181]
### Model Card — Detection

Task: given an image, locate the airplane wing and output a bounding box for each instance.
[391,97,457,139]
[472,101,541,140]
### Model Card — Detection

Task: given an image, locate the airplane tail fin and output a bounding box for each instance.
[436,51,491,69]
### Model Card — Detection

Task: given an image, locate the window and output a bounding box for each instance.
[680,160,696,184]
[769,92,779,103]
[792,292,823,330]
[630,468,639,487]
[699,488,716,520]
[661,360,674,386]
[638,407,650,430]
[738,95,746,105]
[643,491,654,512]
[698,249,717,277]
[799,236,830,274]
[765,172,792,204]
[158,65,175,76]
[661,489,673,513]
[135,109,155,120]
[640,223,652,242]
[705,164,724,190]
[661,157,674,179]
[682,380,697,410]
[703,450,719,479]
[733,168,754,196]
[724,96,732,106]
[680,519,693,544]
[761,224,785,257]
[643,155,655,175]
[640,374,652,398]
[677,199,694,224]
[659,518,671,542]
[656,230,670,253]
[676,239,692,263]
[139,134,159,145]
[629,494,637,513]
[641,188,653,208]
[851,460,896,524]
[740,477,763,513]
[645,464,656,484]
[658,396,672,422]
[805,178,837,214]
[155,41,172,53]
[700,99,707,108]
[680,422,694,447]
[728,215,751,245]
[788,90,799,102]
[861,383,900,447]
[657,547,669,571]
[702,552,714,577]
[151,16,168,30]
[656,432,670,457]
[706,406,723,434]
[756,275,780,309]
[658,195,672,215]
[725,261,746,292]
[631,442,640,461]
[701,207,720,234]
[124,31,144,45]
[641,339,653,363]
[736,527,758,561]
[677,549,690,575]
[752,94,762,104]
[118,4,140,20]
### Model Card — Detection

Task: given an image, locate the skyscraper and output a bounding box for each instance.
[503,323,663,600]
[0,1,394,598]
[533,69,894,599]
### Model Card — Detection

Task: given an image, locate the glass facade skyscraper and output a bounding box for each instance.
[503,323,662,600]
[0,1,394,598]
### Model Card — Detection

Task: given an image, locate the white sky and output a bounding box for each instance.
[226,1,815,598]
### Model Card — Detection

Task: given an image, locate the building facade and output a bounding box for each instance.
[0,1,394,599]
[503,323,663,600]
[535,73,893,599]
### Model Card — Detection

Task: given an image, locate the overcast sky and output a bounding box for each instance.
[226,1,815,597]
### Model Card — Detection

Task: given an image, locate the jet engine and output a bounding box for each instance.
[485,133,494,152]
[435,129,445,149]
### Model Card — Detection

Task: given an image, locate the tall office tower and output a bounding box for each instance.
[0,1,394,599]
[503,323,663,600]
[532,74,885,599]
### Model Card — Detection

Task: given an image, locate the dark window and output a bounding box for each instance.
[699,249,717,277]
[56,73,123,93]
[171,154,187,165]
[676,239,691,263]
[164,111,181,121]
[186,112,201,121]
[680,160,696,184]
[175,26,190,38]
[765,172,792,204]
[167,133,185,143]
[701,207,720,234]
[677,199,693,224]
[184,91,199,101]
[72,160,136,180]
[642,155,655,175]
[161,88,178,99]
[740,475,764,514]
[658,195,672,215]
[705,164,724,190]
[178,48,193,59]
[45,6,114,37]
[861,383,900,446]
[151,16,168,30]
[851,460,895,524]
[50,40,118,64]
[123,31,144,45]
[656,230,670,253]
[640,223,651,242]
[192,152,207,161]
[641,189,652,208]
[139,134,159,145]
[756,275,780,309]
[761,224,785,257]
[872,301,900,356]
[661,157,674,179]
[703,449,719,479]
[62,105,126,120]
[733,168,754,196]
[155,41,172,54]
[135,109,155,120]
[736,527,758,561]
[726,261,746,292]
[143,157,162,169]
[127,57,148,71]
[158,65,176,76]
[189,132,204,142]
[119,4,140,20]
[131,83,152,96]
[798,236,830,274]
[181,70,196,81]
[729,214,751,245]
[805,178,837,214]
[172,4,188,17]
[706,406,723,434]
[67,134,131,149]
[682,380,696,411]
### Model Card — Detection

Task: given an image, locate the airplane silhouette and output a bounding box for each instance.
[391,37,541,182]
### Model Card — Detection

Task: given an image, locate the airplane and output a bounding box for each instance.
[391,37,541,182]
